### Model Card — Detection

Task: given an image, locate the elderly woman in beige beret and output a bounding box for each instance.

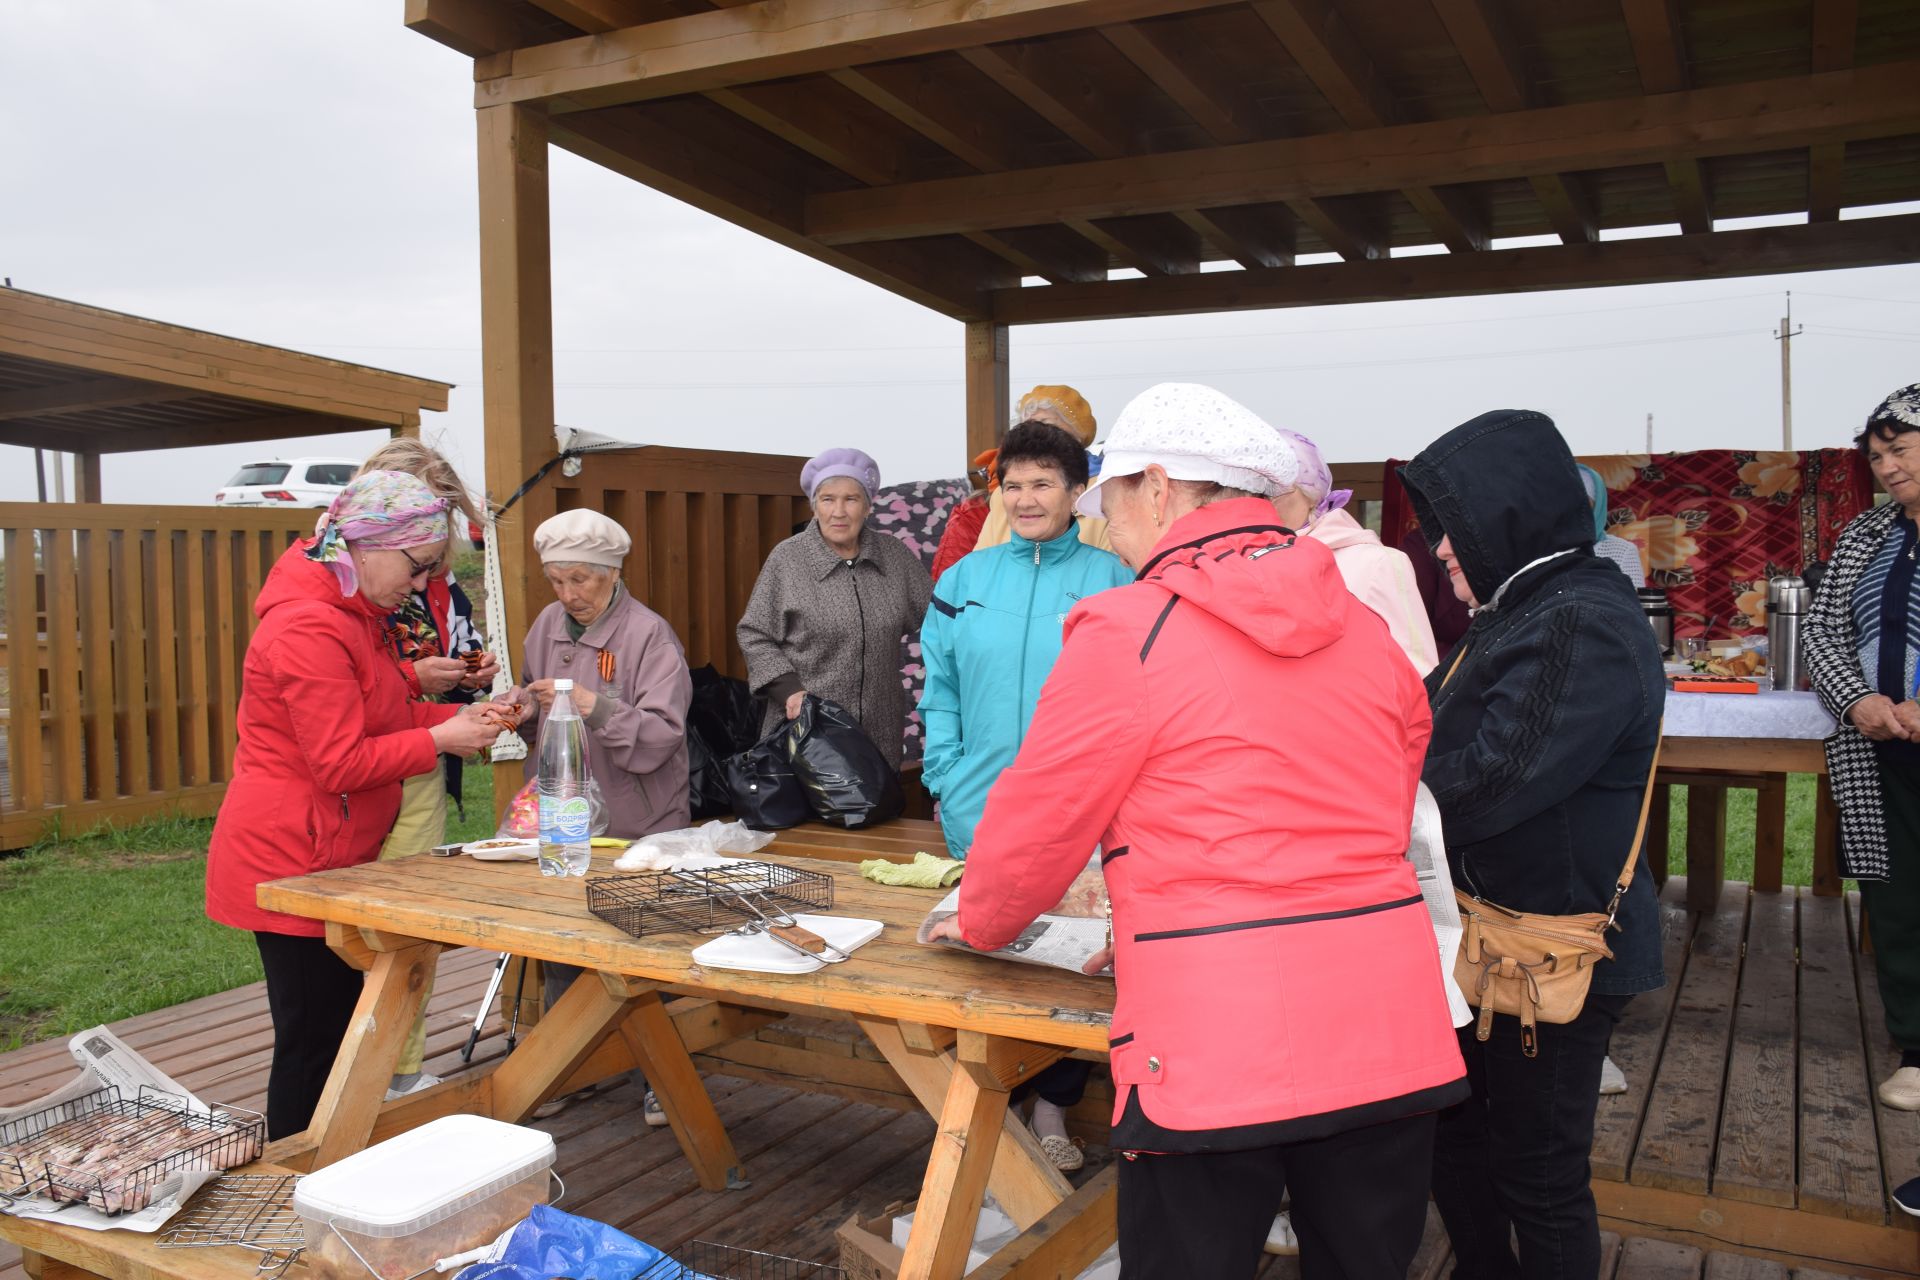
[497,509,694,842]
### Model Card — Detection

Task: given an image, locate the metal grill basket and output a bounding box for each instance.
[587,861,833,939]
[639,1240,845,1279]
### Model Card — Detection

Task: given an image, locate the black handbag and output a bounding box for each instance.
[721,724,812,830]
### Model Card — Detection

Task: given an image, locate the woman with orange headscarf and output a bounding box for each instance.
[932,385,1112,582]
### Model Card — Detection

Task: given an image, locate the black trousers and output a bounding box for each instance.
[1431,994,1631,1280]
[1117,1112,1436,1280]
[1012,1058,1094,1109]
[255,931,364,1141]
[1860,761,1920,1050]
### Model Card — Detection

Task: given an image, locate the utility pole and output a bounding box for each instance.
[1646,412,1654,455]
[1776,290,1803,450]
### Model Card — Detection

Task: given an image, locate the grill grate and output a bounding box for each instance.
[587,862,833,940]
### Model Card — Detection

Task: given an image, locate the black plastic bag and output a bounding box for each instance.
[721,724,813,831]
[783,694,903,829]
[687,666,769,820]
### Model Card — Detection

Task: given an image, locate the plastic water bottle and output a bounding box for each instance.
[535,679,593,877]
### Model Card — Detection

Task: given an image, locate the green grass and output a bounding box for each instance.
[0,768,502,1053]
[1660,772,1827,889]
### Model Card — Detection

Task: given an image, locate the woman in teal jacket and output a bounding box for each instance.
[921,420,1133,858]
[918,418,1132,1170]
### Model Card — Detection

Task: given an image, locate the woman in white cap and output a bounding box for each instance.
[495,507,693,1126]
[927,383,1464,1278]
[738,447,932,768]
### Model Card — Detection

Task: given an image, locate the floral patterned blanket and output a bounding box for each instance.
[1381,449,1873,639]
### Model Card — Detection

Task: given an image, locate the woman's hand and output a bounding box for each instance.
[924,917,968,946]
[1081,945,1114,976]
[526,679,596,719]
[414,656,467,696]
[430,713,502,758]
[459,653,501,689]
[570,685,598,719]
[1896,699,1920,740]
[785,690,808,720]
[1850,694,1913,742]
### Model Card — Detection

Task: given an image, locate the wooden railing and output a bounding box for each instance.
[0,503,313,847]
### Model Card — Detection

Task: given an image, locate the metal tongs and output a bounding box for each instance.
[668,868,853,964]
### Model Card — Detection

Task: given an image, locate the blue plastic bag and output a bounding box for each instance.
[453,1204,690,1280]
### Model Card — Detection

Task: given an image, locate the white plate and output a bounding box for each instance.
[462,838,540,862]
[690,914,883,974]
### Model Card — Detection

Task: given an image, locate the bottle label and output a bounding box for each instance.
[540,792,591,842]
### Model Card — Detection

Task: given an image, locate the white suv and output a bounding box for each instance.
[214,457,360,507]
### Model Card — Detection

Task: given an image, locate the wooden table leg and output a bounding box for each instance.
[1648,784,1671,889]
[1813,775,1843,898]
[970,1166,1118,1280]
[897,1038,1023,1280]
[488,968,654,1122]
[19,1249,105,1280]
[1685,784,1728,913]
[1753,773,1787,894]
[858,1017,1074,1230]
[309,939,441,1170]
[615,982,747,1192]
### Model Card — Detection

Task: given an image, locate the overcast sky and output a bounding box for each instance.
[4,0,1916,507]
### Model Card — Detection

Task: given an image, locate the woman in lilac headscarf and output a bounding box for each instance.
[1270,429,1438,674]
[737,448,933,768]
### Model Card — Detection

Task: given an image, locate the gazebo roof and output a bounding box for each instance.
[0,287,451,454]
[409,0,1920,324]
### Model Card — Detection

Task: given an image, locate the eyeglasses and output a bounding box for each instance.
[399,546,442,579]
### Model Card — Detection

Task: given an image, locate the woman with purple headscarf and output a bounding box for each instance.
[1271,430,1438,674]
[207,471,506,1139]
[737,447,932,768]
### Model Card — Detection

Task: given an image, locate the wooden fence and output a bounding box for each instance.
[525,446,815,681]
[0,503,313,847]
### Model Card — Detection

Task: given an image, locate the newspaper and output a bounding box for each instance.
[916,792,1470,1025]
[0,1026,224,1232]
[918,857,1113,976]
[1410,783,1473,1028]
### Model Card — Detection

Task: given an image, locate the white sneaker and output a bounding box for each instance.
[1880,1067,1920,1110]
[1038,1133,1083,1172]
[1599,1057,1628,1096]
[1265,1212,1299,1255]
[384,1072,442,1102]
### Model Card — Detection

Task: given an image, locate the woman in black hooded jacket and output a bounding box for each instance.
[1400,410,1665,1280]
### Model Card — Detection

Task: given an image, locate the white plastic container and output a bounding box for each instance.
[293,1115,556,1280]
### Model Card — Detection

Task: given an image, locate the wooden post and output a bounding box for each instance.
[476,101,555,825]
[964,322,1009,470]
[1753,773,1787,893]
[1812,776,1843,897]
[74,454,102,504]
[1685,784,1727,913]
[1648,783,1670,888]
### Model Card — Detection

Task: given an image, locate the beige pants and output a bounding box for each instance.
[378,767,447,1075]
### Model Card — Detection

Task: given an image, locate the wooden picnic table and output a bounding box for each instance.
[1,838,1115,1280]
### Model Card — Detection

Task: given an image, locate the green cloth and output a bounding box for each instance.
[861,851,966,889]
[1862,760,1920,1049]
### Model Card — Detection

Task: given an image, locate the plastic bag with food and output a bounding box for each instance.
[611,821,777,871]
[495,778,609,840]
[448,1204,671,1280]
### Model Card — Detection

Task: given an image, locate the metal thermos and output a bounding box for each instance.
[1767,575,1812,691]
[1638,588,1673,657]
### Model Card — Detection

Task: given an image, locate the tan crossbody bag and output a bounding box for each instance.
[1440,643,1663,1057]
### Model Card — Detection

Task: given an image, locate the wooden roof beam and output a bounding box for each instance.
[1809,0,1858,222]
[474,0,1233,111]
[1430,0,1596,244]
[0,376,200,422]
[829,67,1022,174]
[1404,185,1490,254]
[1285,197,1382,260]
[991,212,1920,324]
[1620,0,1712,232]
[1100,22,1255,145]
[957,45,1130,159]
[805,61,1920,243]
[1176,206,1295,269]
[1064,215,1202,275]
[0,412,388,455]
[405,0,529,59]
[1250,0,1484,252]
[704,82,910,185]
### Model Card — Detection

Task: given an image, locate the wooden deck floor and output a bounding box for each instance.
[3,880,1917,1279]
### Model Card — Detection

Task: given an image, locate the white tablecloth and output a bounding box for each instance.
[1664,687,1836,741]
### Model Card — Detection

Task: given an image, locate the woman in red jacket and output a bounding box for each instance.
[206,471,503,1139]
[930,383,1466,1278]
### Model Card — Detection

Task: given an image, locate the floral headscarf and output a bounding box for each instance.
[1868,383,1920,430]
[1276,429,1353,521]
[305,469,450,597]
